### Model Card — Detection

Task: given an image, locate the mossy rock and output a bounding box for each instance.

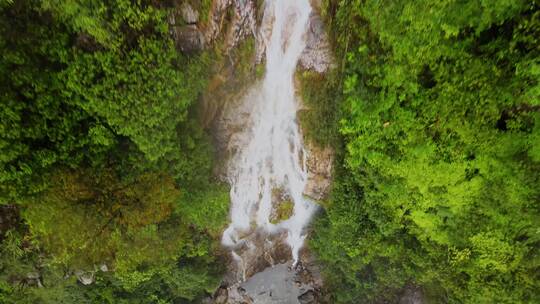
[270,200,294,224]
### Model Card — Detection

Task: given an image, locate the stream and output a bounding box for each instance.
[219,0,319,303]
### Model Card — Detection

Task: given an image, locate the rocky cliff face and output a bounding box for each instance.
[177,2,335,303]
[168,0,333,72]
[304,143,333,200]
[299,12,334,73]
[255,1,334,73]
[203,0,335,203]
[168,0,257,53]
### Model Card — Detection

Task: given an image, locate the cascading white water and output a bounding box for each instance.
[222,0,317,270]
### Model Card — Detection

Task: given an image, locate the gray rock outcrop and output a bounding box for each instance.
[74,270,95,285]
[170,24,206,53]
[299,12,334,73]
[255,3,334,73]
[304,143,334,200]
[169,0,257,53]
[216,247,324,304]
[180,2,199,24]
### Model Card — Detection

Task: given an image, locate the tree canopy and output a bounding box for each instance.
[312,0,540,302]
[0,0,229,302]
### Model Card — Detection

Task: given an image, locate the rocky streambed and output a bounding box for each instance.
[209,246,324,304]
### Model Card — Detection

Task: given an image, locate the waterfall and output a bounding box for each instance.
[221,0,317,273]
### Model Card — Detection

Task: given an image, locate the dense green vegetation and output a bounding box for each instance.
[2,0,539,303]
[312,0,540,303]
[0,0,228,302]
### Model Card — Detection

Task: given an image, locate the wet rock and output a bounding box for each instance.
[299,13,334,73]
[204,0,257,51]
[269,188,294,224]
[204,0,232,43]
[180,2,199,24]
[225,0,257,49]
[74,270,95,285]
[226,284,254,304]
[309,0,323,11]
[242,231,291,279]
[99,263,109,272]
[255,1,273,63]
[171,24,205,53]
[298,290,316,304]
[240,263,310,304]
[214,287,228,304]
[201,298,214,304]
[168,0,257,54]
[255,6,333,73]
[26,272,43,288]
[211,83,260,177]
[225,258,323,304]
[304,143,334,200]
[219,240,324,303]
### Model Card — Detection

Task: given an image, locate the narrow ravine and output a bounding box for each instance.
[219,0,318,301]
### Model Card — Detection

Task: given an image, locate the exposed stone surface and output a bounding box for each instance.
[204,0,233,44]
[225,0,257,49]
[241,264,312,303]
[26,272,43,288]
[228,230,293,282]
[268,188,293,224]
[99,263,109,272]
[204,228,323,303]
[298,290,316,304]
[255,3,334,73]
[255,1,273,63]
[214,287,229,304]
[170,24,206,53]
[304,143,334,200]
[211,83,260,177]
[168,2,205,52]
[215,247,323,304]
[203,2,333,302]
[204,0,256,50]
[299,12,334,73]
[74,270,95,285]
[309,0,323,11]
[180,2,199,24]
[225,285,253,304]
[169,0,257,54]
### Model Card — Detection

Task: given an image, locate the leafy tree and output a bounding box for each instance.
[313,0,540,302]
[0,0,229,302]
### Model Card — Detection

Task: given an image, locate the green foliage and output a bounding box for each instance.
[0,1,87,202]
[64,38,207,162]
[271,200,294,224]
[193,0,213,23]
[297,70,342,146]
[39,0,167,49]
[176,183,230,238]
[23,170,179,269]
[0,0,215,203]
[313,0,540,303]
[0,0,228,302]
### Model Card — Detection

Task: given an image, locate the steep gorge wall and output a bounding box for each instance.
[182,1,336,303]
[175,0,335,203]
